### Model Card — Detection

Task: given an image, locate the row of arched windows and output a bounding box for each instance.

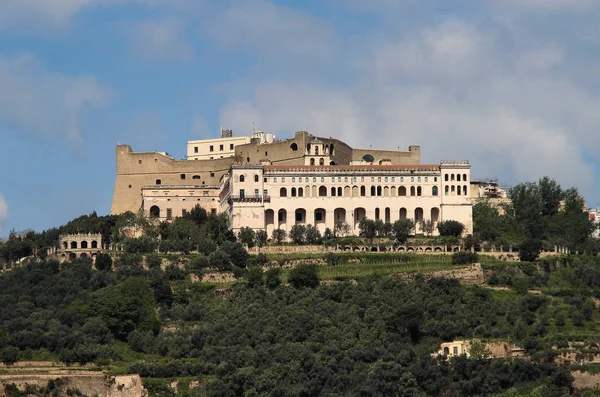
[444,185,468,196]
[237,174,260,183]
[444,173,468,182]
[62,240,99,250]
[278,185,439,198]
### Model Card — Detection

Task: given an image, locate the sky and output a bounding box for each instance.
[1,0,600,236]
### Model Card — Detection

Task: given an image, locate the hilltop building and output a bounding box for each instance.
[111,129,473,237]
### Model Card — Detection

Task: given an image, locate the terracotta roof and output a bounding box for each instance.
[264,164,440,171]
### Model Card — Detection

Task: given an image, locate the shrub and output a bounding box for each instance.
[271,229,286,244]
[519,239,542,262]
[288,264,319,288]
[451,251,479,264]
[437,220,465,237]
[265,268,282,289]
[238,227,256,248]
[290,225,307,245]
[208,250,232,271]
[94,253,113,271]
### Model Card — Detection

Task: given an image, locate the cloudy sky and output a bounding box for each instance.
[1,0,600,235]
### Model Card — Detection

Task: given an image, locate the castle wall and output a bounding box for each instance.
[352,146,420,165]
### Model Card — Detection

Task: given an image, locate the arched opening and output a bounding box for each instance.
[410,186,416,196]
[81,241,88,249]
[312,185,317,197]
[314,208,326,228]
[331,187,336,197]
[278,209,287,229]
[354,208,366,229]
[370,186,376,196]
[399,186,407,196]
[315,146,319,155]
[362,154,374,163]
[417,186,422,196]
[451,186,456,195]
[415,207,424,223]
[80,253,88,259]
[240,175,245,182]
[463,173,467,181]
[192,175,201,180]
[375,208,380,220]
[431,207,440,223]
[451,174,455,181]
[445,186,449,195]
[150,205,160,218]
[337,187,342,196]
[254,174,259,182]
[330,143,335,155]
[69,253,77,261]
[319,186,327,197]
[298,187,304,197]
[463,185,467,196]
[334,208,346,225]
[384,186,390,197]
[400,208,407,220]
[280,187,288,197]
[445,174,449,182]
[352,186,359,197]
[385,207,391,224]
[291,188,297,197]
[290,143,298,151]
[305,186,310,197]
[432,186,439,196]
[310,158,315,166]
[295,208,307,224]
[265,209,275,235]
[391,186,397,196]
[457,186,461,196]
[62,241,67,250]
[361,186,366,197]
[444,347,450,356]
[344,186,351,196]
[377,186,382,196]
[71,241,78,249]
[319,158,325,166]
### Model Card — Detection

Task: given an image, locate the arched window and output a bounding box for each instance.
[399,186,407,196]
[315,147,319,155]
[319,158,324,165]
[360,186,366,197]
[91,241,98,249]
[400,208,407,220]
[417,186,422,196]
[330,144,335,155]
[71,241,78,249]
[192,175,201,180]
[375,208,380,220]
[331,187,336,196]
[451,174,455,181]
[463,174,467,181]
[457,186,461,195]
[290,143,298,151]
[337,187,342,196]
[254,174,259,182]
[150,205,160,218]
[370,186,376,196]
[445,174,449,182]
[451,186,456,195]
[410,186,416,196]
[415,208,424,222]
[457,174,461,182]
[280,187,287,197]
[298,187,304,197]
[240,175,245,182]
[62,241,67,249]
[445,186,449,195]
[81,241,88,249]
[291,188,297,197]
[377,186,382,196]
[463,185,467,195]
[319,186,327,197]
[432,186,439,196]
[310,158,315,166]
[362,154,374,163]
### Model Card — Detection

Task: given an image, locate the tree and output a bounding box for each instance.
[420,219,435,236]
[290,225,307,245]
[238,227,256,248]
[255,230,268,248]
[392,219,414,244]
[437,220,465,237]
[288,264,319,288]
[94,253,113,271]
[208,250,232,271]
[247,266,264,288]
[468,339,491,360]
[220,242,249,268]
[473,200,502,241]
[271,229,286,244]
[0,346,20,366]
[334,221,351,237]
[519,239,542,262]
[305,224,322,244]
[359,218,377,241]
[185,204,208,226]
[265,268,282,289]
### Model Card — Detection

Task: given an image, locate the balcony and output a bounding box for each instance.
[229,195,271,204]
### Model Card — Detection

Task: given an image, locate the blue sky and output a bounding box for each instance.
[1,0,600,236]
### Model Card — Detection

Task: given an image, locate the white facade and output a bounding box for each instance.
[186,130,276,160]
[221,162,473,238]
[590,208,600,238]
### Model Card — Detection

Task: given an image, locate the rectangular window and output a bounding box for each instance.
[180,174,186,180]
[338,177,341,182]
[278,212,283,222]
[306,177,310,182]
[182,209,188,217]
[321,177,324,182]
[425,177,428,182]
[292,177,296,183]
[418,177,421,182]
[332,177,335,182]
[371,177,374,182]
[209,145,214,152]
[166,208,172,220]
[401,177,404,182]
[296,212,303,222]
[230,144,234,150]
[378,177,381,182]
[385,177,388,182]
[391,177,395,182]
[194,147,198,153]
[264,177,267,182]
[353,177,357,182]
[219,144,224,151]
[255,189,259,198]
[453,347,458,355]
[282,177,285,182]
[313,177,316,182]
[263,189,268,197]
[434,177,438,182]
[410,177,414,182]
[315,212,323,221]
[240,189,245,199]
[273,177,277,182]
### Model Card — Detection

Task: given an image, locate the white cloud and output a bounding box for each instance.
[129,19,193,61]
[219,19,600,199]
[0,194,7,234]
[0,54,111,144]
[499,0,599,11]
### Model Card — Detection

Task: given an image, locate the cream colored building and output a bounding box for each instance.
[186,129,276,161]
[220,159,473,237]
